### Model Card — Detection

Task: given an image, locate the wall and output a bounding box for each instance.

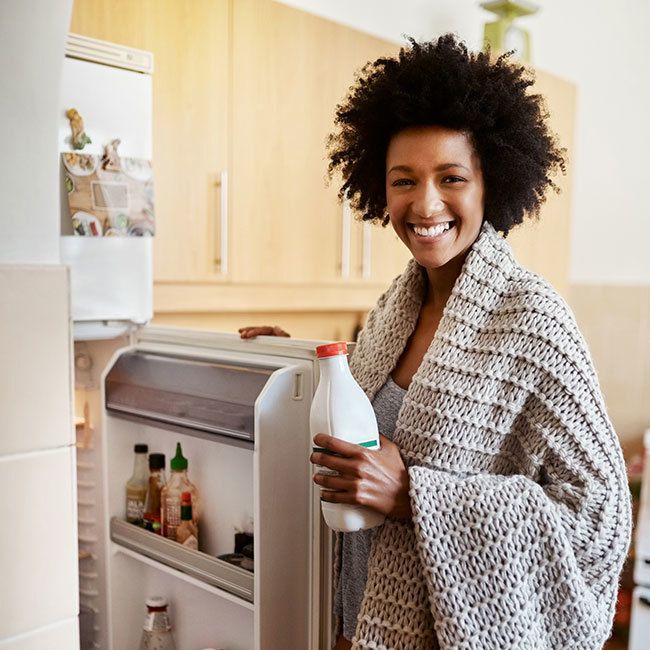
[277,0,650,452]
[0,1,79,646]
[0,0,73,264]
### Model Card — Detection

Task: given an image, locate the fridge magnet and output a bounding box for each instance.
[101,138,122,171]
[66,108,92,150]
[72,211,103,237]
[62,152,155,237]
[63,152,97,176]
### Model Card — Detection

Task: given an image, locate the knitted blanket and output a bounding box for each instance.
[342,221,631,650]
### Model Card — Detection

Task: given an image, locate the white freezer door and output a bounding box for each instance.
[59,46,153,324]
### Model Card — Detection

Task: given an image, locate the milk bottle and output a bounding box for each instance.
[310,341,385,532]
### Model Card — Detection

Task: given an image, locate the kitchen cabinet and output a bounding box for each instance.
[505,68,576,299]
[229,0,399,286]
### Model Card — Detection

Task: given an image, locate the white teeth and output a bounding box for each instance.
[412,222,452,237]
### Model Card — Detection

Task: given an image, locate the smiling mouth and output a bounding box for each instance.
[408,221,455,239]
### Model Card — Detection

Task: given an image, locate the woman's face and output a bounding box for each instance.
[385,126,485,271]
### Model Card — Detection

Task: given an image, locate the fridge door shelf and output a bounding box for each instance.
[105,350,276,445]
[110,517,254,604]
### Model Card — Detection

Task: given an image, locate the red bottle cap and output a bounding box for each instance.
[315,342,348,359]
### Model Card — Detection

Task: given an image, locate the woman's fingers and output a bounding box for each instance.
[310,450,359,475]
[238,325,291,339]
[313,472,349,492]
[312,434,366,458]
[311,432,412,518]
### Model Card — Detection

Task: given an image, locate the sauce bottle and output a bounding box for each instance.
[126,444,148,525]
[310,342,385,532]
[143,453,166,534]
[175,491,199,550]
[161,443,200,541]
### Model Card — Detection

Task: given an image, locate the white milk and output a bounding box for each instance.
[310,342,385,532]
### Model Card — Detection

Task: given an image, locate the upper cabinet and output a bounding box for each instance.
[229,0,401,286]
[505,69,576,299]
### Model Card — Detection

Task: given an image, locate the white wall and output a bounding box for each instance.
[0,0,73,264]
[278,0,650,286]
[0,1,78,647]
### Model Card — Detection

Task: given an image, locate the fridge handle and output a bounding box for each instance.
[340,198,351,279]
[214,170,229,275]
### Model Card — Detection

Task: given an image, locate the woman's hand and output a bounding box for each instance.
[310,433,412,520]
[238,325,290,339]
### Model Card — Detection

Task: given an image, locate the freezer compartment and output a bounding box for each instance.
[105,350,276,443]
[61,236,153,323]
[110,517,253,602]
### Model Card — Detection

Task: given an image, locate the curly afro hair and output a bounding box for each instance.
[327,34,566,236]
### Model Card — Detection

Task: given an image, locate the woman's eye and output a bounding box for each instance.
[391,178,414,187]
[442,175,466,184]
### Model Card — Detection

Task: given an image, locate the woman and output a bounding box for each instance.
[240,35,631,650]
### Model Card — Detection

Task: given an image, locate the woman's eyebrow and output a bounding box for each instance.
[386,164,413,175]
[437,162,470,172]
[387,162,471,175]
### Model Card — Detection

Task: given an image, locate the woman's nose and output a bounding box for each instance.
[412,183,444,219]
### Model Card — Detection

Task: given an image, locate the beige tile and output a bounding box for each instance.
[570,285,650,456]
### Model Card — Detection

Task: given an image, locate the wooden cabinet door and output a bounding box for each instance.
[501,69,576,299]
[229,0,396,286]
[364,221,413,287]
[70,0,230,282]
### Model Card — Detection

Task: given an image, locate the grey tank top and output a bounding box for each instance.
[333,374,408,641]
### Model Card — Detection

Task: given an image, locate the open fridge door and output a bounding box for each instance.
[76,327,337,649]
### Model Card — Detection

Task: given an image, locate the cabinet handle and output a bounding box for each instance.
[361,221,371,279]
[340,199,351,278]
[214,170,229,275]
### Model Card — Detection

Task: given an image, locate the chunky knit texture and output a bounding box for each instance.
[339,221,631,650]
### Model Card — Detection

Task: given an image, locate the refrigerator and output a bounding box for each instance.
[61,35,333,650]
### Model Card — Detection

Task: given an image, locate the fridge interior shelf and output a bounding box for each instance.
[110,517,254,604]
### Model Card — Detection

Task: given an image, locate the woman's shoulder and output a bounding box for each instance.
[495,266,600,385]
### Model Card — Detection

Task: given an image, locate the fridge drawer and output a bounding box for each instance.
[629,586,650,650]
[110,517,253,603]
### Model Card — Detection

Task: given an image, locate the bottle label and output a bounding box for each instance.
[164,496,181,539]
[126,497,145,522]
[312,439,378,455]
[182,534,198,550]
